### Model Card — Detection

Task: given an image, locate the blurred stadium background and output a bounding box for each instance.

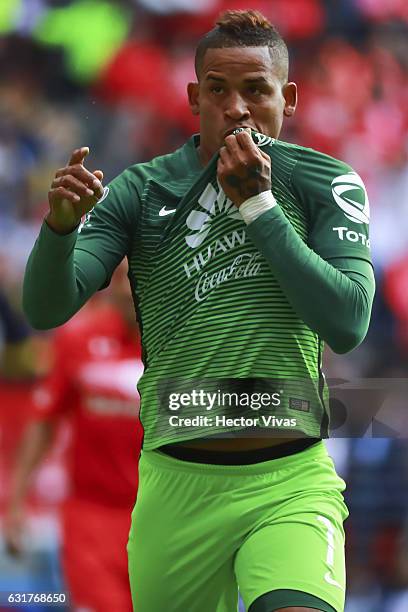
[0,0,408,611]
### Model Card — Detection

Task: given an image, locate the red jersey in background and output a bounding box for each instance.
[29,302,144,611]
[31,303,144,507]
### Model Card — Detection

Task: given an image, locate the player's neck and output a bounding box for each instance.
[196,144,212,168]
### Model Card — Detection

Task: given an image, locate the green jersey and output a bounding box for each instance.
[75,133,372,450]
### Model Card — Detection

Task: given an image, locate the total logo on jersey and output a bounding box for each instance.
[331,172,370,224]
[332,226,370,248]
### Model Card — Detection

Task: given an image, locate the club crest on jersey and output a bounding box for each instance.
[253,132,275,147]
[97,185,110,203]
[78,207,94,233]
[185,181,241,249]
[331,172,370,224]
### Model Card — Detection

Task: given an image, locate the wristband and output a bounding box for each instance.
[239,191,277,225]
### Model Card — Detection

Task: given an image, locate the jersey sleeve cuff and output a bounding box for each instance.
[239,191,277,225]
[39,219,79,258]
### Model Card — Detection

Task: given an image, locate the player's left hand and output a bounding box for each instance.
[217,128,271,207]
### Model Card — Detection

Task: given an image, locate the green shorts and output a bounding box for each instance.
[127,441,349,612]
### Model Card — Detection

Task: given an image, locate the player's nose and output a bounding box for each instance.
[224,92,250,121]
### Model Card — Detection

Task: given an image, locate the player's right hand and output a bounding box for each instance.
[47,147,104,234]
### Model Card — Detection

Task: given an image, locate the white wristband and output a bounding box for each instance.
[239,191,277,225]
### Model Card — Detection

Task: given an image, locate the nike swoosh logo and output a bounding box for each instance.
[324,571,343,589]
[159,206,176,217]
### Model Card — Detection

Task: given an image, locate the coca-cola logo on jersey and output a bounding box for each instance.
[194,253,261,302]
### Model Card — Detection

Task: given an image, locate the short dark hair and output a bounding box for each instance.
[195,10,289,82]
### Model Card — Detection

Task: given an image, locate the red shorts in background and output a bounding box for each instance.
[61,498,133,612]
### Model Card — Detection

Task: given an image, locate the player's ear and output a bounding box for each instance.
[187,82,200,116]
[283,82,297,117]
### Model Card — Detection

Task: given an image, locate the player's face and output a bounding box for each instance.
[188,46,297,165]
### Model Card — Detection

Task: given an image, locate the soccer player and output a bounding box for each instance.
[6,263,143,611]
[22,10,375,612]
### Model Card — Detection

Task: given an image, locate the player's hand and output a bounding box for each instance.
[3,506,26,557]
[46,147,104,234]
[217,128,271,207]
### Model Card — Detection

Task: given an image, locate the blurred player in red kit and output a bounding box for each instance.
[4,261,143,612]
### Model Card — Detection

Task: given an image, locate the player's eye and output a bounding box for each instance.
[211,86,224,94]
[248,87,262,96]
